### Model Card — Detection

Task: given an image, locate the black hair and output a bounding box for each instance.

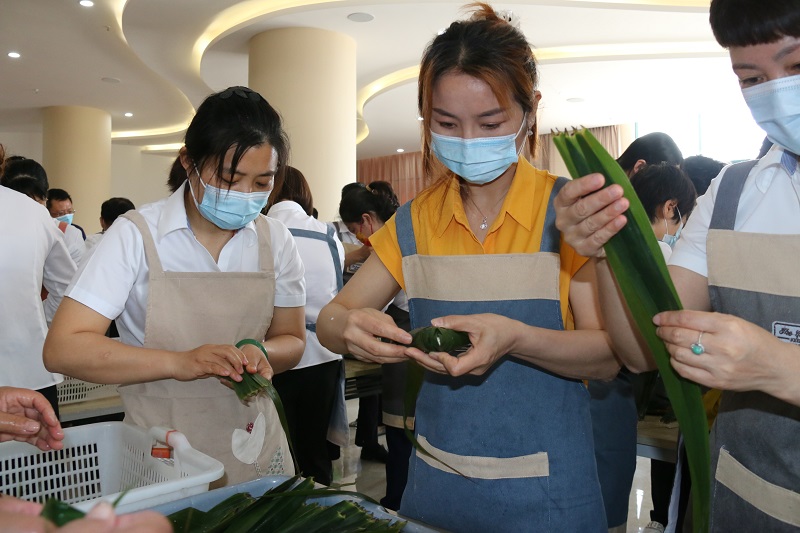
[101,197,135,225]
[46,188,72,209]
[339,182,399,224]
[617,132,684,174]
[681,155,726,196]
[168,86,290,193]
[365,181,399,211]
[1,157,49,191]
[630,163,697,224]
[340,182,366,200]
[710,0,800,48]
[270,166,314,216]
[5,176,47,202]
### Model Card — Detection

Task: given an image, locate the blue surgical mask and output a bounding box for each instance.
[189,167,271,230]
[661,207,682,248]
[743,74,800,156]
[55,214,73,225]
[430,115,528,185]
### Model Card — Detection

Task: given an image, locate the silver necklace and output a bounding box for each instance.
[465,191,505,231]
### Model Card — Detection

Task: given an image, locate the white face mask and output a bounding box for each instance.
[743,74,800,156]
[660,206,682,248]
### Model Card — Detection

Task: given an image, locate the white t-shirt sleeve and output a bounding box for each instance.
[667,175,720,278]
[66,217,144,320]
[269,220,306,308]
[42,218,78,325]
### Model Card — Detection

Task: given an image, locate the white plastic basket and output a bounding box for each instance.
[57,376,119,405]
[0,422,224,513]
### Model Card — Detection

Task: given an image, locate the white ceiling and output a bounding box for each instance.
[0,0,746,160]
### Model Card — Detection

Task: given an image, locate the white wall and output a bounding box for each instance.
[110,145,175,211]
[1,132,43,162]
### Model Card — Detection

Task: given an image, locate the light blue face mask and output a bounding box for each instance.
[189,166,271,230]
[55,214,74,225]
[661,206,683,248]
[430,114,528,185]
[743,74,800,156]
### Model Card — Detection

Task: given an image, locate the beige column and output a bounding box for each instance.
[249,28,356,222]
[42,106,111,234]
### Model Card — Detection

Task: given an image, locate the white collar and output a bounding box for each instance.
[753,145,800,193]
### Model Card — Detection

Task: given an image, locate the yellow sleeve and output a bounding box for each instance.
[559,239,590,330]
[369,216,406,292]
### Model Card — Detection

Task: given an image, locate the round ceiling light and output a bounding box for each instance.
[8,52,21,59]
[566,97,585,103]
[80,0,94,6]
[124,112,133,117]
[101,77,121,84]
[396,148,405,153]
[347,12,374,23]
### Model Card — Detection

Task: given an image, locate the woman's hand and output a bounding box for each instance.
[405,314,518,377]
[654,310,785,393]
[171,344,250,382]
[239,342,274,381]
[340,308,411,364]
[0,387,64,451]
[554,173,629,257]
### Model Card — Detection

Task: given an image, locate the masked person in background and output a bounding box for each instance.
[555,1,800,529]
[44,86,306,487]
[318,4,619,531]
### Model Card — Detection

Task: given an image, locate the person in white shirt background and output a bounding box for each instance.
[43,86,307,487]
[0,144,77,421]
[47,188,86,265]
[266,165,346,487]
[83,197,135,260]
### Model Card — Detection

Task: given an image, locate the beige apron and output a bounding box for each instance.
[118,212,292,488]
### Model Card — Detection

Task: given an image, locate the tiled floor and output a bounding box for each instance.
[335,399,659,533]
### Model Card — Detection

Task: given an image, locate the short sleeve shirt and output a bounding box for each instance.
[669,146,800,277]
[370,158,588,328]
[67,182,305,348]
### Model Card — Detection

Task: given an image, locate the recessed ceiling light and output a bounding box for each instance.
[124,112,133,117]
[417,116,424,121]
[396,148,405,153]
[8,52,20,59]
[566,97,585,103]
[101,77,120,84]
[79,0,94,6]
[347,12,374,22]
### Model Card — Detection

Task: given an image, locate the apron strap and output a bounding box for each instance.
[287,226,343,291]
[709,160,758,231]
[396,201,417,258]
[540,177,569,254]
[121,211,164,276]
[253,215,274,273]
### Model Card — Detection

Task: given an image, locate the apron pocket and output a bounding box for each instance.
[416,433,549,480]
[715,448,800,527]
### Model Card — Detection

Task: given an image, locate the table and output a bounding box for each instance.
[343,357,382,400]
[60,395,124,424]
[636,416,680,463]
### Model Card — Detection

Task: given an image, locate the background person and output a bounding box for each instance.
[266,166,345,486]
[43,86,306,487]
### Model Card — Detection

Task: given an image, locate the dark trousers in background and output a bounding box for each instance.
[38,384,60,421]
[273,359,341,486]
[380,426,412,511]
[355,394,381,449]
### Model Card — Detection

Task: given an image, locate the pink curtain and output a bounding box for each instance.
[356,125,621,202]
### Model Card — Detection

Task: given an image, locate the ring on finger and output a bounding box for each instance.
[690,331,705,356]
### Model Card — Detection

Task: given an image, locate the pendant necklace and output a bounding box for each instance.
[465,191,505,231]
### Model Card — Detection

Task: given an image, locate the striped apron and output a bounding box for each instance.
[706,159,800,531]
[396,179,606,532]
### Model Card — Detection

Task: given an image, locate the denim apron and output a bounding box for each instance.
[396,179,606,532]
[286,225,349,448]
[117,212,292,488]
[704,158,800,531]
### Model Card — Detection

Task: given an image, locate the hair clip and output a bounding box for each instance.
[497,10,521,29]
[218,86,262,102]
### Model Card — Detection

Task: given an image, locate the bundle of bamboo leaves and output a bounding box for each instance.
[552,128,710,533]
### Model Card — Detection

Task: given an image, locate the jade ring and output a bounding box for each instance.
[690,331,705,355]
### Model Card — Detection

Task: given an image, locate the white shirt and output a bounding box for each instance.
[0,188,75,389]
[670,146,800,277]
[268,201,344,369]
[329,219,360,245]
[67,182,305,348]
[58,223,85,265]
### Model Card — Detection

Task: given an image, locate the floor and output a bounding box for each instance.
[334,399,658,533]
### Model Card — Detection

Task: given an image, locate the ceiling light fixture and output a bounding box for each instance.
[566,97,585,103]
[417,116,424,121]
[8,52,20,59]
[79,0,94,6]
[124,112,133,117]
[396,148,405,153]
[101,76,120,84]
[347,12,374,23]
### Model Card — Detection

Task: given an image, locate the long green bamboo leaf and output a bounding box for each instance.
[553,128,710,533]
